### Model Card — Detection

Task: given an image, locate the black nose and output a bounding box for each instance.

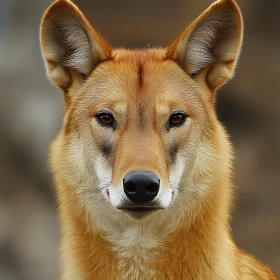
[123,172,160,204]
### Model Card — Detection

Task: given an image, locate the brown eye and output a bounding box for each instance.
[97,113,114,127]
[169,113,186,127]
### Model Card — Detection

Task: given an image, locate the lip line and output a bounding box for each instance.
[117,206,164,211]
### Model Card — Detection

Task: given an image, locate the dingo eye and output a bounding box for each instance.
[169,113,186,127]
[97,113,114,127]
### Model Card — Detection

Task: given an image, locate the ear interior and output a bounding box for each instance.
[40,0,112,90]
[167,0,243,91]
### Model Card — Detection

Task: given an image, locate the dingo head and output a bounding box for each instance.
[41,0,243,224]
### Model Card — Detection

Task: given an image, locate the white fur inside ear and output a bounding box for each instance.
[41,1,111,90]
[45,13,94,76]
[61,14,95,75]
[168,0,243,91]
[185,12,235,75]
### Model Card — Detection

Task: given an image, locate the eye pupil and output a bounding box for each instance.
[169,113,186,127]
[97,113,114,126]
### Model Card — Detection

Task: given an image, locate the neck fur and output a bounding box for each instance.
[58,177,235,280]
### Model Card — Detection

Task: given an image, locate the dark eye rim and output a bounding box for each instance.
[168,112,187,129]
[95,112,116,129]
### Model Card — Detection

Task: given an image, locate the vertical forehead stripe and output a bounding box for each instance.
[138,63,143,88]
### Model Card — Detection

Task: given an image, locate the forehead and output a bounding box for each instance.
[81,49,201,114]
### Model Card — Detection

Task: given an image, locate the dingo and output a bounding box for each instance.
[40,0,277,279]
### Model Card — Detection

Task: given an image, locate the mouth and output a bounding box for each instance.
[117,205,163,219]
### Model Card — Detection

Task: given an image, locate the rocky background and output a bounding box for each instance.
[0,0,279,279]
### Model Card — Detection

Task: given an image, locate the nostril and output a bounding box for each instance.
[146,182,159,194]
[125,182,136,193]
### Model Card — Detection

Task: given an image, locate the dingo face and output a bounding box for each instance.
[63,50,217,217]
[41,0,242,224]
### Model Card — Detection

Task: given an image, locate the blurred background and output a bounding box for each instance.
[0,0,279,279]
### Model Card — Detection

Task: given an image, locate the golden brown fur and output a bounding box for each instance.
[40,0,277,279]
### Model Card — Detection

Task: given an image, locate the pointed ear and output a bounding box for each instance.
[166,0,243,93]
[40,0,112,91]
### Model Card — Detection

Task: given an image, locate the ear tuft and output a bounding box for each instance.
[40,0,112,90]
[167,0,243,91]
